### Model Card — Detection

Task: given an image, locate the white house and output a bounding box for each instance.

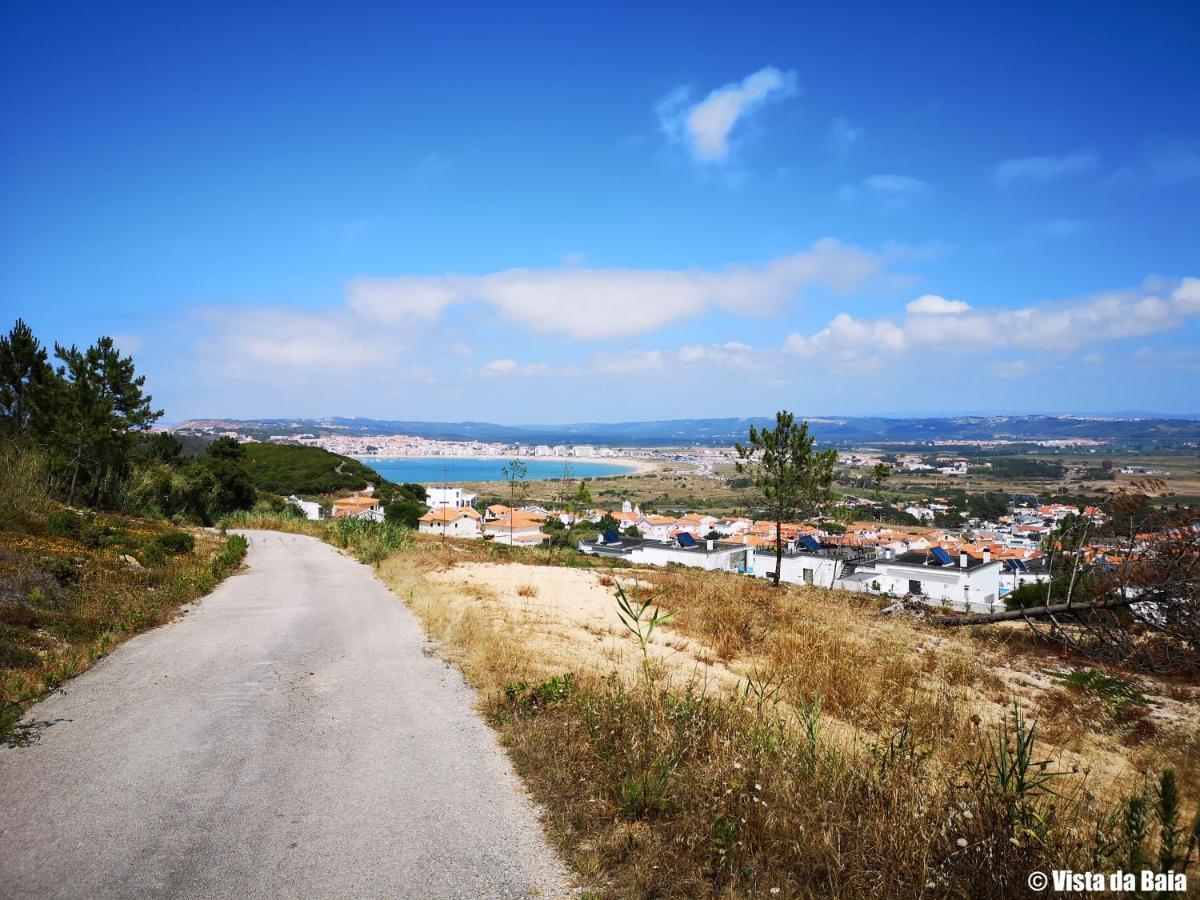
[750,546,846,587]
[331,495,384,522]
[426,487,478,509]
[286,495,324,520]
[418,506,483,539]
[579,533,750,572]
[636,515,680,541]
[841,548,1002,613]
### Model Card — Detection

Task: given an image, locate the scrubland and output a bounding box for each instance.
[376,535,1199,898]
[0,452,248,740]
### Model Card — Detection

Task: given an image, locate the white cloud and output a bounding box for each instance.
[839,174,931,210]
[783,314,906,370]
[111,334,143,353]
[347,275,462,323]
[993,151,1100,186]
[198,308,393,377]
[784,277,1200,369]
[479,358,550,377]
[479,342,763,380]
[658,66,798,163]
[906,294,970,314]
[348,239,883,340]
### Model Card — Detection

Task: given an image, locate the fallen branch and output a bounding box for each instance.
[930,595,1138,627]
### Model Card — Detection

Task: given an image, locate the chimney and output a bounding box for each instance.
[982,547,992,564]
[959,552,969,568]
[706,539,714,551]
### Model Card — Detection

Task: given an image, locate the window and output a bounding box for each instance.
[908,579,922,595]
[803,568,814,585]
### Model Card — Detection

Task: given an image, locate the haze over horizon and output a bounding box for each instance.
[4,2,1199,421]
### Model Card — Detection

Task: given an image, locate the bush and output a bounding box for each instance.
[0,444,51,526]
[327,518,411,564]
[154,531,195,555]
[211,533,248,575]
[46,509,85,539]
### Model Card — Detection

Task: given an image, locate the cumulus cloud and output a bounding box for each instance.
[784,277,1200,369]
[658,66,798,163]
[906,294,970,314]
[993,150,1101,186]
[347,239,883,340]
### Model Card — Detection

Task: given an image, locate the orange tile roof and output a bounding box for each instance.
[419,507,481,523]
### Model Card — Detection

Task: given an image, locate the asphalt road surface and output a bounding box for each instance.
[0,531,570,899]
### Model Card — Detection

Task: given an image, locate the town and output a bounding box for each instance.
[287,474,1126,615]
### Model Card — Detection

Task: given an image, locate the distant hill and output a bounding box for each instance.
[241,444,387,495]
[177,414,1200,448]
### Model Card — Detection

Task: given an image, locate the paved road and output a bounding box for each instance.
[0,531,569,899]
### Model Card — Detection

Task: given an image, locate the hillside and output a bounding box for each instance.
[0,506,247,739]
[241,443,386,495]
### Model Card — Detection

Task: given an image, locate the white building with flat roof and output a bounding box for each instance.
[426,487,477,509]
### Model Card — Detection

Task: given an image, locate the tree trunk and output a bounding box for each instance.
[930,595,1139,627]
[773,514,783,587]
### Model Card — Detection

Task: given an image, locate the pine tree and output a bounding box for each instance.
[53,337,162,505]
[735,411,836,587]
[0,318,56,439]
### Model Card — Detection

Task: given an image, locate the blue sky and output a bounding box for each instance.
[3,1,1198,422]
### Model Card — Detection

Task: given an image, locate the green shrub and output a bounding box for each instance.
[0,444,52,526]
[154,531,195,555]
[46,509,84,539]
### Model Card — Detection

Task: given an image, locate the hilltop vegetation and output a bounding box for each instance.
[241,443,383,495]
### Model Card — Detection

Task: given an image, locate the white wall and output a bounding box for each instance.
[426,487,477,509]
[419,516,481,538]
[632,544,749,572]
[854,560,1002,612]
[287,497,324,520]
[750,551,843,587]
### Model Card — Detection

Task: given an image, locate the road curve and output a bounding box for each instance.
[0,530,570,899]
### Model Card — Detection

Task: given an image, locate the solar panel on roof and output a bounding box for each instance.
[930,546,954,566]
[800,535,822,552]
[677,532,698,548]
[602,529,622,545]
[1005,559,1028,573]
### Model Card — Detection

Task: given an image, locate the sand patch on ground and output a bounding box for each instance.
[423,561,744,691]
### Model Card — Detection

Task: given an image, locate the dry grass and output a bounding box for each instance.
[367,538,1200,897]
[517,584,539,597]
